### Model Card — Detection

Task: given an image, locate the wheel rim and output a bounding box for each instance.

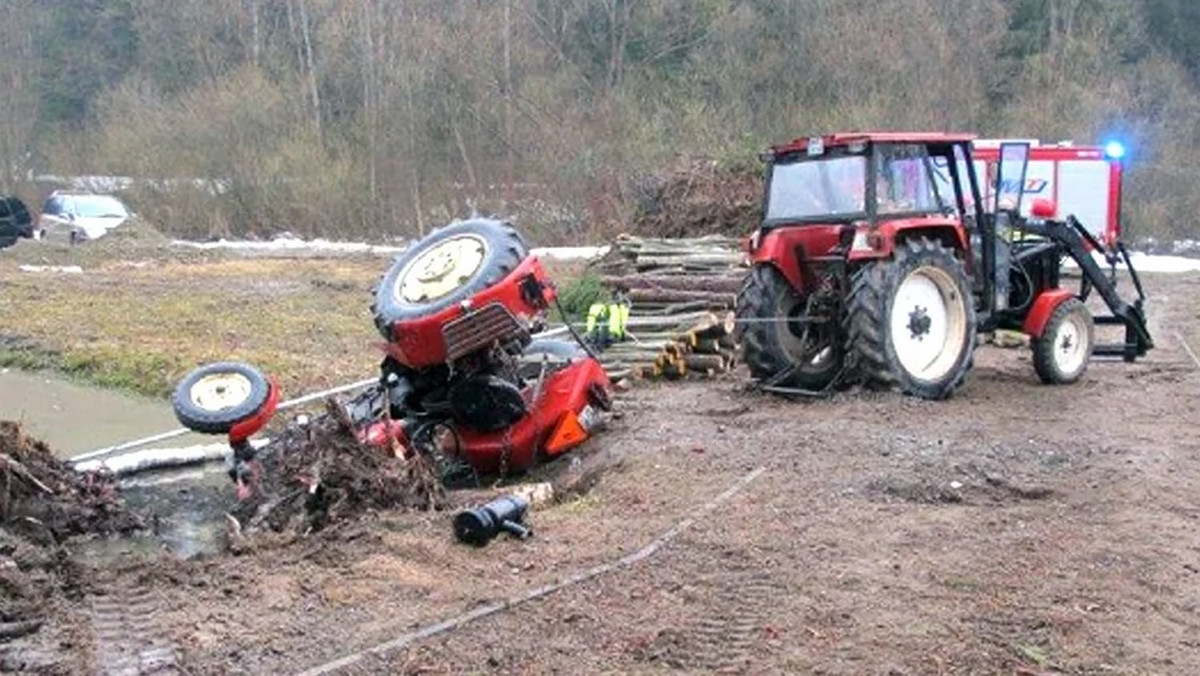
[1052,310,1089,376]
[889,266,968,382]
[395,234,487,303]
[189,373,254,412]
[777,294,836,373]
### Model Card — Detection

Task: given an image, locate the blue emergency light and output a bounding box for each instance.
[1104,140,1126,160]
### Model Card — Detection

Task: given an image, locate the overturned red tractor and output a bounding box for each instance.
[173,219,613,494]
[737,133,1152,399]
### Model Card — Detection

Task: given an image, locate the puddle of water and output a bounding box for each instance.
[71,463,235,563]
[0,368,237,560]
[0,368,214,458]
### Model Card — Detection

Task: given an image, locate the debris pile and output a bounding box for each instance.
[0,422,128,674]
[229,399,447,538]
[0,421,143,543]
[629,159,762,239]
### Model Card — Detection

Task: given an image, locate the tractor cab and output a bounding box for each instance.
[762,134,974,232]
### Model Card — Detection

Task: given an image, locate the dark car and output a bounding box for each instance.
[0,195,35,248]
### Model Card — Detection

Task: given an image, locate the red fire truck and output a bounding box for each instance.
[970,139,1125,247]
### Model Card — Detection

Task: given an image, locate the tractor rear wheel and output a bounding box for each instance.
[736,265,843,390]
[1032,298,1093,384]
[846,237,977,400]
[371,218,527,340]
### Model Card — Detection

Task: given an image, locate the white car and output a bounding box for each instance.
[38,192,132,243]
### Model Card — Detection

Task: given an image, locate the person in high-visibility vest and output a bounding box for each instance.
[585,287,630,349]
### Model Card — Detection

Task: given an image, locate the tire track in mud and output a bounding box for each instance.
[661,570,781,672]
[88,589,181,675]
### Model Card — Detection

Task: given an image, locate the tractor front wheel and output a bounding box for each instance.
[1032,298,1094,384]
[736,265,843,390]
[846,237,977,400]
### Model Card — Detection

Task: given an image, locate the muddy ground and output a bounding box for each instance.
[2,270,1200,675]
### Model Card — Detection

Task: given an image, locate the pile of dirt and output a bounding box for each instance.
[629,158,763,239]
[228,398,448,538]
[0,421,143,544]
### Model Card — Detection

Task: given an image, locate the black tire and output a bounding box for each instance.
[1032,298,1094,385]
[371,218,527,339]
[736,265,843,390]
[846,237,977,400]
[172,362,272,434]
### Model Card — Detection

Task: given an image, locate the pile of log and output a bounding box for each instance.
[594,234,746,276]
[591,235,749,381]
[598,310,740,381]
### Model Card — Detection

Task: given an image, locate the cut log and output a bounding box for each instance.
[684,354,729,373]
[624,311,714,331]
[627,289,736,305]
[684,312,736,342]
[600,274,745,294]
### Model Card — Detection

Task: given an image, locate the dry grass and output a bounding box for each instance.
[0,238,591,400]
[0,253,387,398]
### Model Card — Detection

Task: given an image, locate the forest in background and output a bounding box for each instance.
[1,0,1198,244]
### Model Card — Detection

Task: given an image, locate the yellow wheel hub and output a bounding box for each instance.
[396,235,488,303]
[189,373,254,412]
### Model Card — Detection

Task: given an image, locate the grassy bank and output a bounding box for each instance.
[0,236,593,400]
[0,251,387,399]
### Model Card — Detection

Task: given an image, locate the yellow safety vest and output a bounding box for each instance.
[586,302,629,340]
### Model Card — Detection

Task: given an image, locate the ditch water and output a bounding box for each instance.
[0,368,233,559]
[0,368,212,458]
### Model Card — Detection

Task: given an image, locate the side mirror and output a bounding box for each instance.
[1030,198,1057,219]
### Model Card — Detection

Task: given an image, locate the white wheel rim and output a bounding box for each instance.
[1053,311,1089,376]
[889,266,968,382]
[189,373,254,412]
[395,235,487,303]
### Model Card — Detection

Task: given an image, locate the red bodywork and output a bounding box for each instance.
[358,357,612,475]
[228,378,281,443]
[453,357,611,474]
[1023,289,1075,338]
[381,255,557,369]
[747,217,969,293]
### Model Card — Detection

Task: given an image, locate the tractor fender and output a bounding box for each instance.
[746,225,845,293]
[1023,289,1076,338]
[849,220,969,261]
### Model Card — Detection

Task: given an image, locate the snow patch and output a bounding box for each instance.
[1063,251,1200,274]
[170,236,610,261]
[74,438,271,477]
[18,264,84,274]
[170,236,406,256]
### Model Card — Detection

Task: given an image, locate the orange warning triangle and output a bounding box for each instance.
[545,412,587,455]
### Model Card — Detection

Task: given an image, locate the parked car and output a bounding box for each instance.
[0,195,35,249]
[39,191,132,243]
